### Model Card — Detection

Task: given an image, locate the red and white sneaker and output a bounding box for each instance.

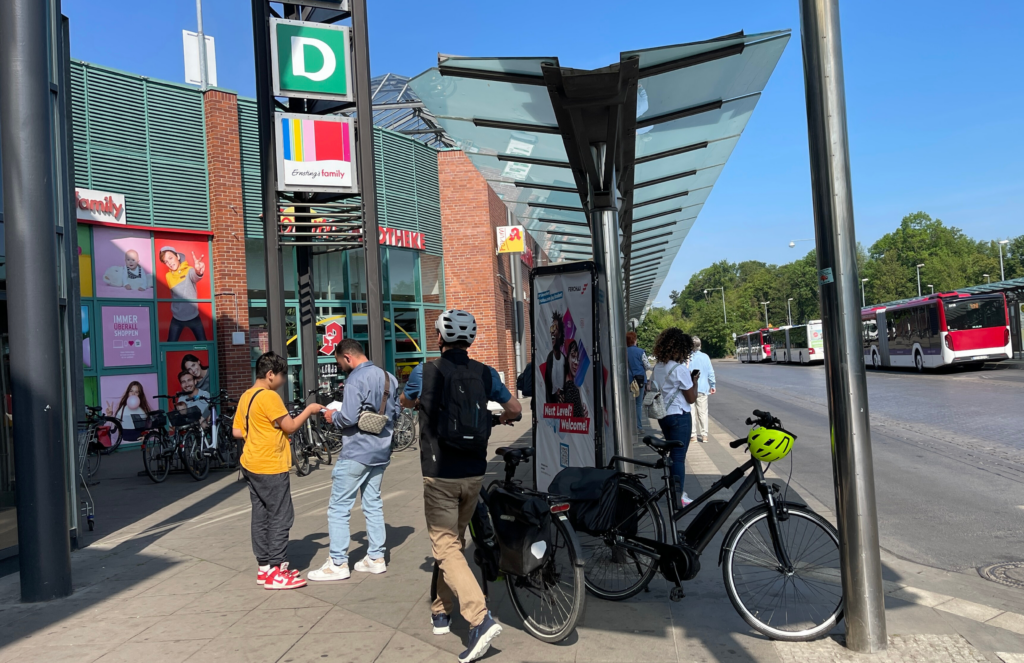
[257,566,271,585]
[264,563,307,590]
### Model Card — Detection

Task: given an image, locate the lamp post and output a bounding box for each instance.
[984,273,990,284]
[704,287,727,323]
[928,284,934,294]
[916,263,925,297]
[760,301,770,328]
[789,238,813,248]
[998,239,1009,281]
[861,278,868,306]
[787,297,794,326]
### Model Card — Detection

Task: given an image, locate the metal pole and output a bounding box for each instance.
[916,264,923,297]
[0,0,74,601]
[196,0,208,91]
[761,301,770,327]
[350,0,386,367]
[799,0,887,652]
[999,241,1007,281]
[590,144,632,460]
[787,298,793,326]
[508,211,523,380]
[720,287,727,324]
[250,0,287,359]
[861,278,866,306]
[296,237,319,400]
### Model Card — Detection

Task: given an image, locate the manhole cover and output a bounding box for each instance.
[979,562,1024,589]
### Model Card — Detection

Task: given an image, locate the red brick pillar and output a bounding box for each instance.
[203,90,251,397]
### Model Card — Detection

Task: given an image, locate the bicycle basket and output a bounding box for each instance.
[167,406,202,428]
[487,484,552,577]
[549,467,621,536]
[131,411,167,430]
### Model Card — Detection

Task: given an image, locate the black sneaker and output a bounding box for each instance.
[431,612,451,635]
[458,612,501,663]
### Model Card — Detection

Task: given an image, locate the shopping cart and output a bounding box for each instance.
[76,423,96,531]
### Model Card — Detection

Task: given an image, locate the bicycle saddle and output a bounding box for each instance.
[86,405,102,413]
[496,447,534,461]
[643,435,686,451]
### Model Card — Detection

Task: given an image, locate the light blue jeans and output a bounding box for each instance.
[328,458,389,564]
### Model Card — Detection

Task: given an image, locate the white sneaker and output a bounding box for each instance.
[307,557,350,582]
[354,557,387,574]
[681,492,693,508]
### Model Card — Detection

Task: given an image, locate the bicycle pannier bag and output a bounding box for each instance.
[487,484,552,576]
[435,358,491,453]
[549,467,621,536]
[357,370,391,434]
[469,496,501,583]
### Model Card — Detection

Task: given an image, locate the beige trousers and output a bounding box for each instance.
[692,392,710,442]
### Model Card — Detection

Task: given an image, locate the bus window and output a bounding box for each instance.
[944,298,1006,331]
[789,326,807,348]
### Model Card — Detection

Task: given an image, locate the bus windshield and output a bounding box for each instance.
[943,298,1005,331]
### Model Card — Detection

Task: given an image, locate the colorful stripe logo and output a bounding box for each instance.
[279,117,351,163]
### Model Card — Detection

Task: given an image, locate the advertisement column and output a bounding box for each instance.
[533,267,598,492]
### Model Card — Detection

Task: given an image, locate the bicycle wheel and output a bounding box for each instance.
[181,430,210,481]
[722,505,843,641]
[578,478,664,601]
[219,425,241,468]
[291,430,311,477]
[102,419,124,454]
[391,409,416,452]
[506,514,586,643]
[310,425,331,466]
[142,432,171,483]
[324,428,343,454]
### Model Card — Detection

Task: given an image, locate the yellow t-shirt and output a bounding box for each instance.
[234,387,291,475]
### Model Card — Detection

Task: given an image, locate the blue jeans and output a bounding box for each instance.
[635,392,645,431]
[328,458,389,564]
[657,412,692,496]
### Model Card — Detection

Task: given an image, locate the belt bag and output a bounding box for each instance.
[357,376,391,434]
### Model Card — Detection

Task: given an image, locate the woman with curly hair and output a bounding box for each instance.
[651,327,699,507]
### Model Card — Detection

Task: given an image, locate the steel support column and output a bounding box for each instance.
[799,0,887,652]
[296,240,320,400]
[250,0,287,359]
[350,0,385,366]
[0,0,74,601]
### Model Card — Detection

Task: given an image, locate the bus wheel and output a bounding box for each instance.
[914,351,924,372]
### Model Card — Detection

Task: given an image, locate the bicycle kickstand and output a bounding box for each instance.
[670,583,685,602]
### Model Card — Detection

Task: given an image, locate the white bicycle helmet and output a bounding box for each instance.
[436,309,477,345]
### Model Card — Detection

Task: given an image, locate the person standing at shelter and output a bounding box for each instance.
[626,331,649,433]
[651,328,699,507]
[400,309,521,663]
[308,339,399,582]
[688,336,716,444]
[233,352,324,590]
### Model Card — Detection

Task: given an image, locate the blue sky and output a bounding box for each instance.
[64,1,1024,307]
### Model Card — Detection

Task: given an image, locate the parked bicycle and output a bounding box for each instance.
[80,405,122,479]
[435,413,586,644]
[289,390,331,477]
[391,407,417,452]
[566,409,842,642]
[176,391,241,481]
[137,400,173,483]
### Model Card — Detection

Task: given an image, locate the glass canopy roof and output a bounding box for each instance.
[409,30,790,319]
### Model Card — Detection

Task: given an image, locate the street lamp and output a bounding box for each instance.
[760,301,770,328]
[983,273,990,284]
[861,278,868,306]
[998,239,1009,281]
[927,284,934,294]
[704,287,727,323]
[787,297,794,326]
[916,263,925,297]
[788,238,813,248]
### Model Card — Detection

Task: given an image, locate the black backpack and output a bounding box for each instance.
[435,357,492,453]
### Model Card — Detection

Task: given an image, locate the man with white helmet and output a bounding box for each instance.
[400,309,521,663]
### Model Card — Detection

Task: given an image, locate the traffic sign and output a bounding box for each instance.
[270,18,353,102]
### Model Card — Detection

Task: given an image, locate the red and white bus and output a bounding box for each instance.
[737,328,776,363]
[861,292,1011,370]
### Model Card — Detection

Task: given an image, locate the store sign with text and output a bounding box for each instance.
[76,188,126,224]
[275,112,358,193]
[379,227,425,250]
[496,225,525,254]
[270,19,353,102]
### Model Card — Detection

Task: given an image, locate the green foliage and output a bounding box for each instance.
[636,211,1021,358]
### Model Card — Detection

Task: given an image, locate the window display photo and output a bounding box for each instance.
[99,373,159,442]
[100,305,153,368]
[92,226,154,299]
[154,233,212,342]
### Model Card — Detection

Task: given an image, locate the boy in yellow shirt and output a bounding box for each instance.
[233,352,323,590]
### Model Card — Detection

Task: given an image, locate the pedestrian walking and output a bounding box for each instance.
[308,339,399,582]
[400,310,522,663]
[688,336,716,444]
[232,352,324,590]
[626,331,649,433]
[650,328,699,507]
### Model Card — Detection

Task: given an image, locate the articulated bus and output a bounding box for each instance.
[737,328,775,363]
[771,321,825,364]
[862,292,1011,370]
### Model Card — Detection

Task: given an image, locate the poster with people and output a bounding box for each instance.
[533,268,597,491]
[165,350,213,412]
[154,233,212,342]
[100,305,152,368]
[99,373,159,442]
[92,227,153,299]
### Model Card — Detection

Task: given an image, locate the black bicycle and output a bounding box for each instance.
[576,410,843,641]
[431,414,586,644]
[289,390,331,477]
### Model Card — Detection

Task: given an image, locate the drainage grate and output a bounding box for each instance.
[979,562,1024,589]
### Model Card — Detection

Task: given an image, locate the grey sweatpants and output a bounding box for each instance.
[243,469,294,567]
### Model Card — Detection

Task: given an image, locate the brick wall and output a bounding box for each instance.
[203,90,251,397]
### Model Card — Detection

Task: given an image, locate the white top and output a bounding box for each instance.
[652,360,693,415]
[549,352,565,391]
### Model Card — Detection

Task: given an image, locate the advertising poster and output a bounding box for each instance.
[533,269,596,492]
[154,233,212,342]
[165,349,213,408]
[158,302,213,343]
[78,226,94,298]
[82,306,92,370]
[275,112,358,193]
[100,373,159,440]
[101,306,152,368]
[92,226,153,299]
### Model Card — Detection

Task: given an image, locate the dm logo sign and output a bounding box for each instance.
[271,19,353,102]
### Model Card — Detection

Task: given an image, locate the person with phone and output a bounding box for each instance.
[650,328,699,507]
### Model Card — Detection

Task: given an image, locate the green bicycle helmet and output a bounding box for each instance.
[747,426,796,463]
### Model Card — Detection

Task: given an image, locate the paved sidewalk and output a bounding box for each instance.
[0,408,1021,662]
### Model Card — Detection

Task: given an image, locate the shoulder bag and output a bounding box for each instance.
[357,370,392,434]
